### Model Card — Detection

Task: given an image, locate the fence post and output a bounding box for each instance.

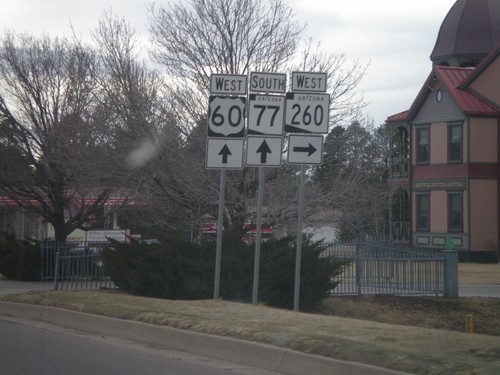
[443,250,458,297]
[356,242,362,295]
[53,251,60,290]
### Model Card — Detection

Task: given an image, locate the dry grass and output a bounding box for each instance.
[459,263,500,285]
[2,290,500,375]
[319,295,500,336]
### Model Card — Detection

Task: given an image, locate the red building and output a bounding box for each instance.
[387,0,500,257]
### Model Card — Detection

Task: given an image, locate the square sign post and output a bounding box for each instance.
[286,72,329,312]
[207,74,247,300]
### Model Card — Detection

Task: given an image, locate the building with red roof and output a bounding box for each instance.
[387,0,500,257]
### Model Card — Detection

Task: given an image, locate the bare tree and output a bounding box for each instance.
[310,117,392,239]
[146,0,303,233]
[0,22,171,242]
[146,0,369,237]
[292,39,367,129]
[0,32,120,241]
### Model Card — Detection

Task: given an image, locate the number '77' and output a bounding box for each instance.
[254,105,280,127]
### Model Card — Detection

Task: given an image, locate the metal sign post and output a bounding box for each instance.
[213,170,225,299]
[293,165,307,311]
[252,167,265,304]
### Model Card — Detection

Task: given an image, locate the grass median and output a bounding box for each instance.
[2,289,500,375]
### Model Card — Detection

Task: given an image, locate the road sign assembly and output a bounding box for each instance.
[205,72,328,309]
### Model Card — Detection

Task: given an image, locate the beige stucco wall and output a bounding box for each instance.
[430,190,447,232]
[469,117,498,163]
[430,122,447,164]
[469,180,498,251]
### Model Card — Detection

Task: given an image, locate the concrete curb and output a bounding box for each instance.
[0,301,410,375]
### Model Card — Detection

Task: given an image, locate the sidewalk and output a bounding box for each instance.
[0,277,53,296]
[459,285,500,297]
[3,277,500,298]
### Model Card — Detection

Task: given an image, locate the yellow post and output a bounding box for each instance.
[466,314,474,334]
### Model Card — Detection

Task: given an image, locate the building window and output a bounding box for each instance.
[416,127,429,164]
[448,124,462,163]
[416,192,430,231]
[436,90,442,103]
[448,192,463,232]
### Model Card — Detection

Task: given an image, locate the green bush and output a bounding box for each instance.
[103,236,214,299]
[102,233,346,310]
[0,230,41,281]
[258,235,346,310]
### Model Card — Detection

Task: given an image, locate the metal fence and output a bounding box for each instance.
[41,241,110,281]
[53,251,115,290]
[325,241,458,296]
[42,242,115,290]
[43,240,458,295]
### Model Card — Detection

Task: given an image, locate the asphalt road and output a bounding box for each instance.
[0,316,284,375]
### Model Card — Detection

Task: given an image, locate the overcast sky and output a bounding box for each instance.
[1,0,457,126]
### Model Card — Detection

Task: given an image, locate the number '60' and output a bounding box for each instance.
[211,105,243,127]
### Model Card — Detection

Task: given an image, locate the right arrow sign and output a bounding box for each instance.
[287,134,324,165]
[293,143,317,156]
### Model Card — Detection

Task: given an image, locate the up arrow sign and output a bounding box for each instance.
[256,140,272,163]
[246,136,283,167]
[206,139,244,169]
[219,144,231,164]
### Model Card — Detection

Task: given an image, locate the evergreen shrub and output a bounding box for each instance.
[0,230,41,281]
[102,233,346,310]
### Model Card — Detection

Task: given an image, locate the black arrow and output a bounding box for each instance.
[293,143,317,156]
[256,140,272,163]
[219,144,232,164]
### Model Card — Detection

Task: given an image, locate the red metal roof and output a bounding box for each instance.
[434,66,500,116]
[0,197,42,207]
[386,110,409,123]
[0,196,141,207]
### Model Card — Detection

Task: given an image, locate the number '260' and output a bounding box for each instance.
[291,104,323,126]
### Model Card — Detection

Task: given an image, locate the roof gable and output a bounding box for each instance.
[408,66,500,122]
[458,46,500,109]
